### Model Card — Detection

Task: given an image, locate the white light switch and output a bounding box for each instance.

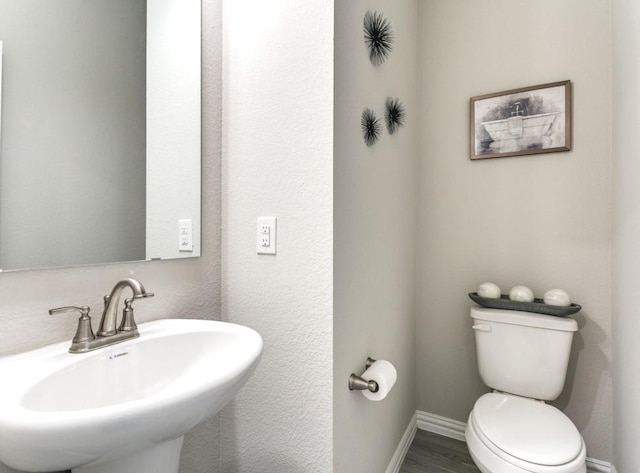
[178,219,193,252]
[257,217,277,255]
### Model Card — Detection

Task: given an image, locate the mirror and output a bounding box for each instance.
[0,0,201,272]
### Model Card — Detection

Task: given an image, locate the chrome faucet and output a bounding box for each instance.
[49,278,154,353]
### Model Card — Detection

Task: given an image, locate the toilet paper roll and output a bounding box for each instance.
[361,360,397,401]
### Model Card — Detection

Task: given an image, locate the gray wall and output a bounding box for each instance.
[334,1,418,472]
[0,0,147,270]
[612,0,640,471]
[220,1,334,471]
[0,1,221,473]
[416,0,613,463]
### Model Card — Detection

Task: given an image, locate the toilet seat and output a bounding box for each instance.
[466,393,586,473]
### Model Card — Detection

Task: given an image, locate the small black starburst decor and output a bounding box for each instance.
[361,108,382,147]
[385,97,407,135]
[363,11,394,66]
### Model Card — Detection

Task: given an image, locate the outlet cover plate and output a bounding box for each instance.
[257,217,277,255]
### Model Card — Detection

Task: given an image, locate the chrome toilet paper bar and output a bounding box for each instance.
[348,357,379,393]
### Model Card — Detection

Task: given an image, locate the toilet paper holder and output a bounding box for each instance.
[349,357,379,393]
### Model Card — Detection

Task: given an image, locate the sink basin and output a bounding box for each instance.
[0,319,262,473]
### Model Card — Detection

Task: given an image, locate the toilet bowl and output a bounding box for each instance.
[465,393,586,473]
[466,307,586,473]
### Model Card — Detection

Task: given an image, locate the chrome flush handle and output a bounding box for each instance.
[472,324,492,332]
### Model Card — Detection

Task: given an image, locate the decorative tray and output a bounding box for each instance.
[468,293,581,317]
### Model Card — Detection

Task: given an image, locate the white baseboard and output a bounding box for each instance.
[385,412,417,473]
[586,458,615,473]
[416,410,466,442]
[392,410,615,473]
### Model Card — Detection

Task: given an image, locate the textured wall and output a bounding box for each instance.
[0,0,222,472]
[334,1,418,472]
[0,0,146,270]
[416,0,613,462]
[612,0,640,471]
[220,1,334,471]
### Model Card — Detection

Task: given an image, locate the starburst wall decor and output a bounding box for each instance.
[363,10,394,66]
[385,97,406,135]
[360,12,406,147]
[361,108,382,147]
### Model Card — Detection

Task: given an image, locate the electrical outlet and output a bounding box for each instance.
[257,217,277,255]
[178,219,193,252]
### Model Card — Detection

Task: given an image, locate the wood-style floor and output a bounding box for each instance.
[399,430,481,473]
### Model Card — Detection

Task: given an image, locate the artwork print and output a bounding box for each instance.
[470,81,571,160]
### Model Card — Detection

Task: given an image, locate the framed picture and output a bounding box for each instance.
[470,80,571,160]
[0,41,3,151]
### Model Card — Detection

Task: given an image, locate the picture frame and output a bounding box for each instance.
[470,80,571,160]
[0,41,3,151]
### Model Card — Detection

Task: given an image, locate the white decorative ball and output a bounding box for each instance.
[509,285,534,303]
[478,282,501,299]
[544,289,571,307]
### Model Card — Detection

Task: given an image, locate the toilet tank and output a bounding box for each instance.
[470,307,578,401]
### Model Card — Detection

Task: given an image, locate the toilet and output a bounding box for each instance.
[465,307,587,473]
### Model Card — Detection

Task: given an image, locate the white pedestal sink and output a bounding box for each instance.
[0,319,262,473]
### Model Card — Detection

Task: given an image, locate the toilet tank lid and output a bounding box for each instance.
[470,307,578,331]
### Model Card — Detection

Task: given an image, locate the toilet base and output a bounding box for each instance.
[465,412,586,473]
[72,437,184,473]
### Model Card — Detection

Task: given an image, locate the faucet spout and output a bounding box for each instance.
[97,278,152,337]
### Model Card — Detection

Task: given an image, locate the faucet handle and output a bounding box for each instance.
[117,291,153,333]
[118,298,137,332]
[49,305,91,317]
[49,305,96,348]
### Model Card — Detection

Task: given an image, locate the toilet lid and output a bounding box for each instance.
[473,393,583,466]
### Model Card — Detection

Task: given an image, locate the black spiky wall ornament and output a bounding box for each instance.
[363,11,394,66]
[361,108,382,146]
[385,97,406,135]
